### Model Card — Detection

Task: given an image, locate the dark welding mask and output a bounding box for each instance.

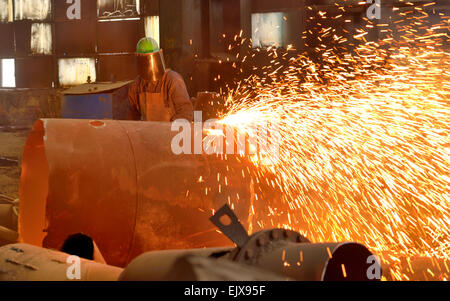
[136,37,166,82]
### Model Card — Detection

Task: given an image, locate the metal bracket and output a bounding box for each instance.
[210,204,250,248]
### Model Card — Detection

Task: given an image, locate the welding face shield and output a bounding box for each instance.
[136,37,166,82]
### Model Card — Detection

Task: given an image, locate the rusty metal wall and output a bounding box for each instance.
[55,20,96,55]
[0,23,15,57]
[15,57,53,88]
[0,89,61,126]
[13,20,31,56]
[97,19,145,54]
[97,54,138,82]
[141,0,159,16]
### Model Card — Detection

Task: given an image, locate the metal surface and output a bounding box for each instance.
[210,204,250,248]
[119,247,288,281]
[97,18,144,53]
[55,20,97,55]
[0,204,17,231]
[228,229,379,281]
[15,57,53,88]
[126,254,288,281]
[62,82,131,120]
[136,50,166,82]
[19,119,253,267]
[0,196,19,247]
[0,23,15,57]
[0,226,18,247]
[62,81,133,95]
[97,54,139,82]
[13,20,31,56]
[0,243,123,281]
[118,247,233,281]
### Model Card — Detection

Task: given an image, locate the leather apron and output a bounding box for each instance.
[139,70,175,121]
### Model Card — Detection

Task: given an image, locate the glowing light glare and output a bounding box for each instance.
[1,59,16,88]
[252,12,285,48]
[58,58,96,86]
[145,16,160,47]
[31,23,52,55]
[218,10,449,280]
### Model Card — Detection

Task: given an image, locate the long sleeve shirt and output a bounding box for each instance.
[127,70,194,121]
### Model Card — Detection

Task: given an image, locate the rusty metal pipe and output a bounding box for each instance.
[242,242,378,281]
[0,204,17,231]
[0,226,18,247]
[19,119,253,267]
[120,253,288,281]
[225,229,380,281]
[0,243,123,281]
[118,247,233,280]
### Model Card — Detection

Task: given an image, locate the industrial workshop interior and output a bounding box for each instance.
[0,0,448,288]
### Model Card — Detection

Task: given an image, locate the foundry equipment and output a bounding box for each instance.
[0,204,382,281]
[1,118,383,281]
[18,119,254,267]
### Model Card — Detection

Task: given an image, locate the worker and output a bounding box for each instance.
[128,37,194,122]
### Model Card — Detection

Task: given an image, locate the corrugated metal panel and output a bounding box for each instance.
[30,23,52,55]
[14,20,32,56]
[55,20,96,55]
[0,23,15,56]
[97,54,138,82]
[141,0,159,16]
[58,58,96,87]
[15,57,53,88]
[97,19,144,53]
[14,0,52,21]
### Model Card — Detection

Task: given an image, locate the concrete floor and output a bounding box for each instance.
[0,129,29,200]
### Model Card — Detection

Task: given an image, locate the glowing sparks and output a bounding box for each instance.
[216,3,449,281]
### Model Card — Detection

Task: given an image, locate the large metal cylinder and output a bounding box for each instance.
[118,228,381,281]
[0,243,122,281]
[228,229,380,281]
[118,247,233,280]
[19,119,253,267]
[119,249,288,281]
[0,204,17,232]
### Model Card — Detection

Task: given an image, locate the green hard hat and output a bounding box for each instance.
[137,37,160,54]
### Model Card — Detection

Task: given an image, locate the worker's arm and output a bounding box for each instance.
[127,79,142,121]
[166,71,194,121]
